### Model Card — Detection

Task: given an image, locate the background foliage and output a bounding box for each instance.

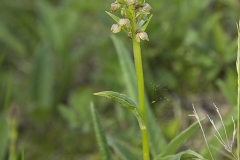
[0,0,240,159]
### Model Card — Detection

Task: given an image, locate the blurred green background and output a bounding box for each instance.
[0,0,240,159]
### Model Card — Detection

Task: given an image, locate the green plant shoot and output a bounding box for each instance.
[94,0,153,159]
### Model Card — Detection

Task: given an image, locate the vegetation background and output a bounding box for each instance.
[0,0,240,159]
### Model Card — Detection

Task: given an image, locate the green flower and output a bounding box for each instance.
[136,29,149,42]
[140,3,152,13]
[111,24,121,33]
[118,17,130,28]
[110,1,121,12]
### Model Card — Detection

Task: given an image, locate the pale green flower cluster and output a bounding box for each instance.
[109,0,152,42]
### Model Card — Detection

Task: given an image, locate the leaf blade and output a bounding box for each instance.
[157,118,204,158]
[106,11,120,23]
[0,114,8,160]
[94,91,146,130]
[91,103,112,160]
[141,14,153,32]
[107,135,140,160]
[155,150,204,160]
[31,44,54,110]
[94,91,137,110]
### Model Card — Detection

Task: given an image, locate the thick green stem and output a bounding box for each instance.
[132,16,150,160]
[237,23,240,160]
[132,37,146,122]
[237,73,240,160]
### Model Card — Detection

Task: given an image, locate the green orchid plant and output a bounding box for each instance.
[94,0,153,159]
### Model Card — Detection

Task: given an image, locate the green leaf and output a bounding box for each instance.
[107,135,140,160]
[111,35,167,157]
[216,68,237,106]
[31,44,54,111]
[155,150,204,160]
[161,117,179,140]
[94,91,146,130]
[216,79,236,106]
[37,1,65,53]
[141,14,153,32]
[0,81,11,160]
[58,104,78,129]
[0,114,8,160]
[58,88,93,131]
[105,11,120,23]
[210,145,235,159]
[0,25,26,56]
[0,53,5,67]
[212,21,226,53]
[157,118,204,158]
[91,103,112,160]
[3,80,11,112]
[94,91,136,110]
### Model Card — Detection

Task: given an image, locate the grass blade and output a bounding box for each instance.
[156,118,204,158]
[155,150,204,160]
[141,14,153,32]
[107,135,140,160]
[0,25,26,56]
[31,44,54,110]
[0,81,11,160]
[91,103,112,160]
[0,114,8,160]
[3,80,11,112]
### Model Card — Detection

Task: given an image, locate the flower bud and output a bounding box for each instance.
[127,32,132,38]
[139,32,149,41]
[118,17,130,27]
[136,29,149,42]
[110,1,121,12]
[124,0,136,5]
[111,24,121,33]
[141,3,152,12]
[121,8,126,16]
